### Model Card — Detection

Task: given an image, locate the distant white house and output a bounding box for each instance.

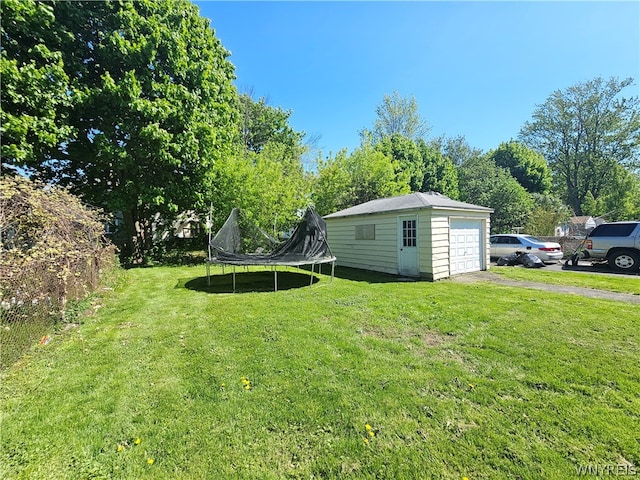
[555,216,597,237]
[324,192,493,281]
[172,211,201,239]
[105,210,202,240]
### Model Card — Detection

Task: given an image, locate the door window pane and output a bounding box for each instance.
[403,219,416,247]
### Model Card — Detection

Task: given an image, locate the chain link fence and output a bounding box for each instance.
[537,236,583,258]
[1,176,116,370]
[0,254,114,369]
[1,263,62,369]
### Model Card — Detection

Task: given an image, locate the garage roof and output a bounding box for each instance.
[324,192,493,219]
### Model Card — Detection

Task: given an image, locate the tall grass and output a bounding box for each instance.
[1,265,638,479]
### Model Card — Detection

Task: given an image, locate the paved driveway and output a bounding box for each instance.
[545,260,640,277]
[491,259,640,277]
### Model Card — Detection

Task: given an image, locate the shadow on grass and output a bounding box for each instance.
[330,265,418,284]
[178,270,319,294]
[294,264,418,283]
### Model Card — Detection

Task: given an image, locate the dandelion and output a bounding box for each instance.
[463,477,469,480]
[364,438,369,444]
[147,458,155,465]
[241,376,252,390]
[365,423,375,438]
[117,445,124,452]
[134,438,141,445]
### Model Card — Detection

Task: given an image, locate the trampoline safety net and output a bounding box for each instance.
[206,207,336,291]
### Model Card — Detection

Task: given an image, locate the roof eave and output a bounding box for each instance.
[325,209,421,219]
[431,205,494,213]
[325,205,493,219]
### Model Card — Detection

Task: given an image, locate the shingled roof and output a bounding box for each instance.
[324,192,493,219]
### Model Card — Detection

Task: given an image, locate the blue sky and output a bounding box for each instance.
[196,1,640,157]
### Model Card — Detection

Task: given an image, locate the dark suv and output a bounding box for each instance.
[584,221,640,272]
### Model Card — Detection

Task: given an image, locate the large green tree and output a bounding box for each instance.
[430,135,483,166]
[524,194,571,236]
[1,0,238,263]
[486,140,552,194]
[233,141,310,236]
[416,139,459,199]
[310,150,353,217]
[373,134,460,198]
[238,93,303,154]
[458,156,533,233]
[228,93,311,234]
[312,142,410,216]
[375,133,424,191]
[0,0,72,166]
[366,90,430,143]
[520,77,640,215]
[580,165,640,221]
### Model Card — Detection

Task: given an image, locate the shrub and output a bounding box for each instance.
[0,175,116,368]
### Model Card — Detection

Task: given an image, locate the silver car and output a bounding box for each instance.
[490,234,564,263]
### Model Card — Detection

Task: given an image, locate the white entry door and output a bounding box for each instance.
[449,219,483,275]
[398,216,419,276]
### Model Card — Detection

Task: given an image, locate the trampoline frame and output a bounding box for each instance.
[205,257,336,292]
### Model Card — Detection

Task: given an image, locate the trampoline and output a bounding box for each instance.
[206,207,336,292]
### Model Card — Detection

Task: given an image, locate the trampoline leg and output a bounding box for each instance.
[310,263,314,286]
[331,261,335,283]
[274,269,278,292]
[232,266,236,293]
[206,262,211,286]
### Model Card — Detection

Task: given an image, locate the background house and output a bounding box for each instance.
[105,210,202,244]
[324,192,493,281]
[555,216,597,238]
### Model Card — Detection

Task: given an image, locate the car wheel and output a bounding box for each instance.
[608,250,640,272]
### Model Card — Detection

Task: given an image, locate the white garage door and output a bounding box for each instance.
[449,219,483,275]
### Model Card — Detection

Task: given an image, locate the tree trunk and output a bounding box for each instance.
[122,208,146,265]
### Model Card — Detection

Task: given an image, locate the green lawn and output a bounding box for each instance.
[491,265,640,295]
[1,265,638,479]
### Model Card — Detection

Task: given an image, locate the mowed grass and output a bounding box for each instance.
[491,265,640,295]
[1,265,639,479]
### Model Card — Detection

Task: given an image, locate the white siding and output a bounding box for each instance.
[424,211,491,280]
[325,207,491,281]
[416,211,434,276]
[429,214,451,281]
[326,213,399,274]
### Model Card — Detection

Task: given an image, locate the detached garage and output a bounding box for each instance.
[324,192,493,281]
